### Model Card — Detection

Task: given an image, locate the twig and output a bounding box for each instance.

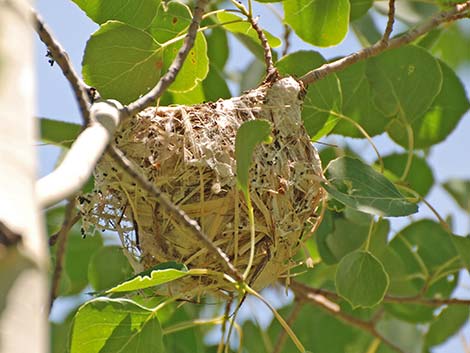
[249,16,279,82]
[272,301,303,353]
[49,214,80,246]
[124,0,209,117]
[107,145,242,281]
[49,199,77,311]
[282,24,292,57]
[31,8,92,124]
[381,0,396,43]
[300,1,470,84]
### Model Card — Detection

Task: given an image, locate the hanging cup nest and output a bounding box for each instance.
[80,76,324,296]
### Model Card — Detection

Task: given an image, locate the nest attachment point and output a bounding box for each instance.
[80,76,324,296]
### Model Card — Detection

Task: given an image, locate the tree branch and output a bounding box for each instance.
[36,100,122,208]
[124,0,209,117]
[32,8,92,124]
[107,145,242,282]
[49,199,77,311]
[300,1,470,85]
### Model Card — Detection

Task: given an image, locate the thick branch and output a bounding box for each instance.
[300,1,470,84]
[107,145,242,281]
[36,101,122,208]
[124,0,208,117]
[32,8,92,124]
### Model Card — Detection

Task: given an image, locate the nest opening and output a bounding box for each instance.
[80,76,324,296]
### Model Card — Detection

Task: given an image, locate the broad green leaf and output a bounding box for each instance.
[276,51,342,139]
[71,0,158,28]
[284,0,350,47]
[366,45,442,122]
[147,1,192,44]
[390,220,461,286]
[443,179,470,211]
[39,118,81,148]
[202,63,231,101]
[387,60,470,149]
[163,32,209,92]
[70,298,164,353]
[47,207,103,295]
[378,153,434,197]
[107,262,188,293]
[384,303,435,324]
[235,120,272,195]
[315,212,369,264]
[324,157,418,217]
[450,234,470,273]
[432,23,470,68]
[171,82,205,104]
[216,12,281,48]
[351,13,381,46]
[349,0,373,20]
[336,250,389,308]
[425,305,469,347]
[333,60,389,137]
[88,246,134,291]
[206,26,229,70]
[82,21,163,104]
[376,315,424,353]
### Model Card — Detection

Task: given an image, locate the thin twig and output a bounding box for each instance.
[107,145,242,281]
[49,199,77,311]
[49,214,80,246]
[249,16,279,82]
[32,8,92,124]
[124,0,208,117]
[282,25,292,57]
[300,1,470,84]
[381,0,396,43]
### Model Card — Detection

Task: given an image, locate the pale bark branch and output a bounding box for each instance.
[124,0,209,117]
[107,145,242,281]
[36,101,122,208]
[32,8,92,124]
[300,1,470,85]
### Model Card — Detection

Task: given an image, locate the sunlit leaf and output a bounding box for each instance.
[284,0,350,47]
[324,157,418,217]
[106,262,189,293]
[70,298,164,353]
[235,119,272,196]
[147,1,192,43]
[336,250,389,308]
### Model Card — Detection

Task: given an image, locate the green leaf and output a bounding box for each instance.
[432,23,470,68]
[336,250,389,308]
[276,51,342,139]
[324,157,418,217]
[216,12,281,48]
[70,298,164,353]
[349,0,373,20]
[235,119,272,195]
[387,60,469,149]
[443,179,470,211]
[284,0,350,47]
[376,315,425,353]
[425,305,469,347]
[88,246,134,291]
[206,26,229,70]
[39,118,81,148]
[71,0,158,28]
[106,262,188,293]
[315,212,369,264]
[450,234,470,273]
[366,45,442,122]
[333,61,389,137]
[202,63,231,101]
[147,1,192,44]
[82,21,163,104]
[163,32,209,92]
[379,153,435,197]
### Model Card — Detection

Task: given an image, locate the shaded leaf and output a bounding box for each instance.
[336,250,389,308]
[235,119,272,196]
[366,45,442,122]
[443,179,470,211]
[284,0,350,47]
[88,246,134,291]
[70,298,164,353]
[202,63,231,101]
[425,305,469,348]
[276,51,342,138]
[376,315,424,353]
[39,118,81,148]
[350,0,373,20]
[387,60,469,149]
[324,157,418,217]
[72,0,157,28]
[107,262,188,293]
[206,26,229,70]
[450,234,470,273]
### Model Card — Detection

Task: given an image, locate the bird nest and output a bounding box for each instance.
[80,76,324,297]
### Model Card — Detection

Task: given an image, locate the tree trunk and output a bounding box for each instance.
[0,1,48,352]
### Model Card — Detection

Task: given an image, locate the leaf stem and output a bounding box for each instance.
[401,122,414,181]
